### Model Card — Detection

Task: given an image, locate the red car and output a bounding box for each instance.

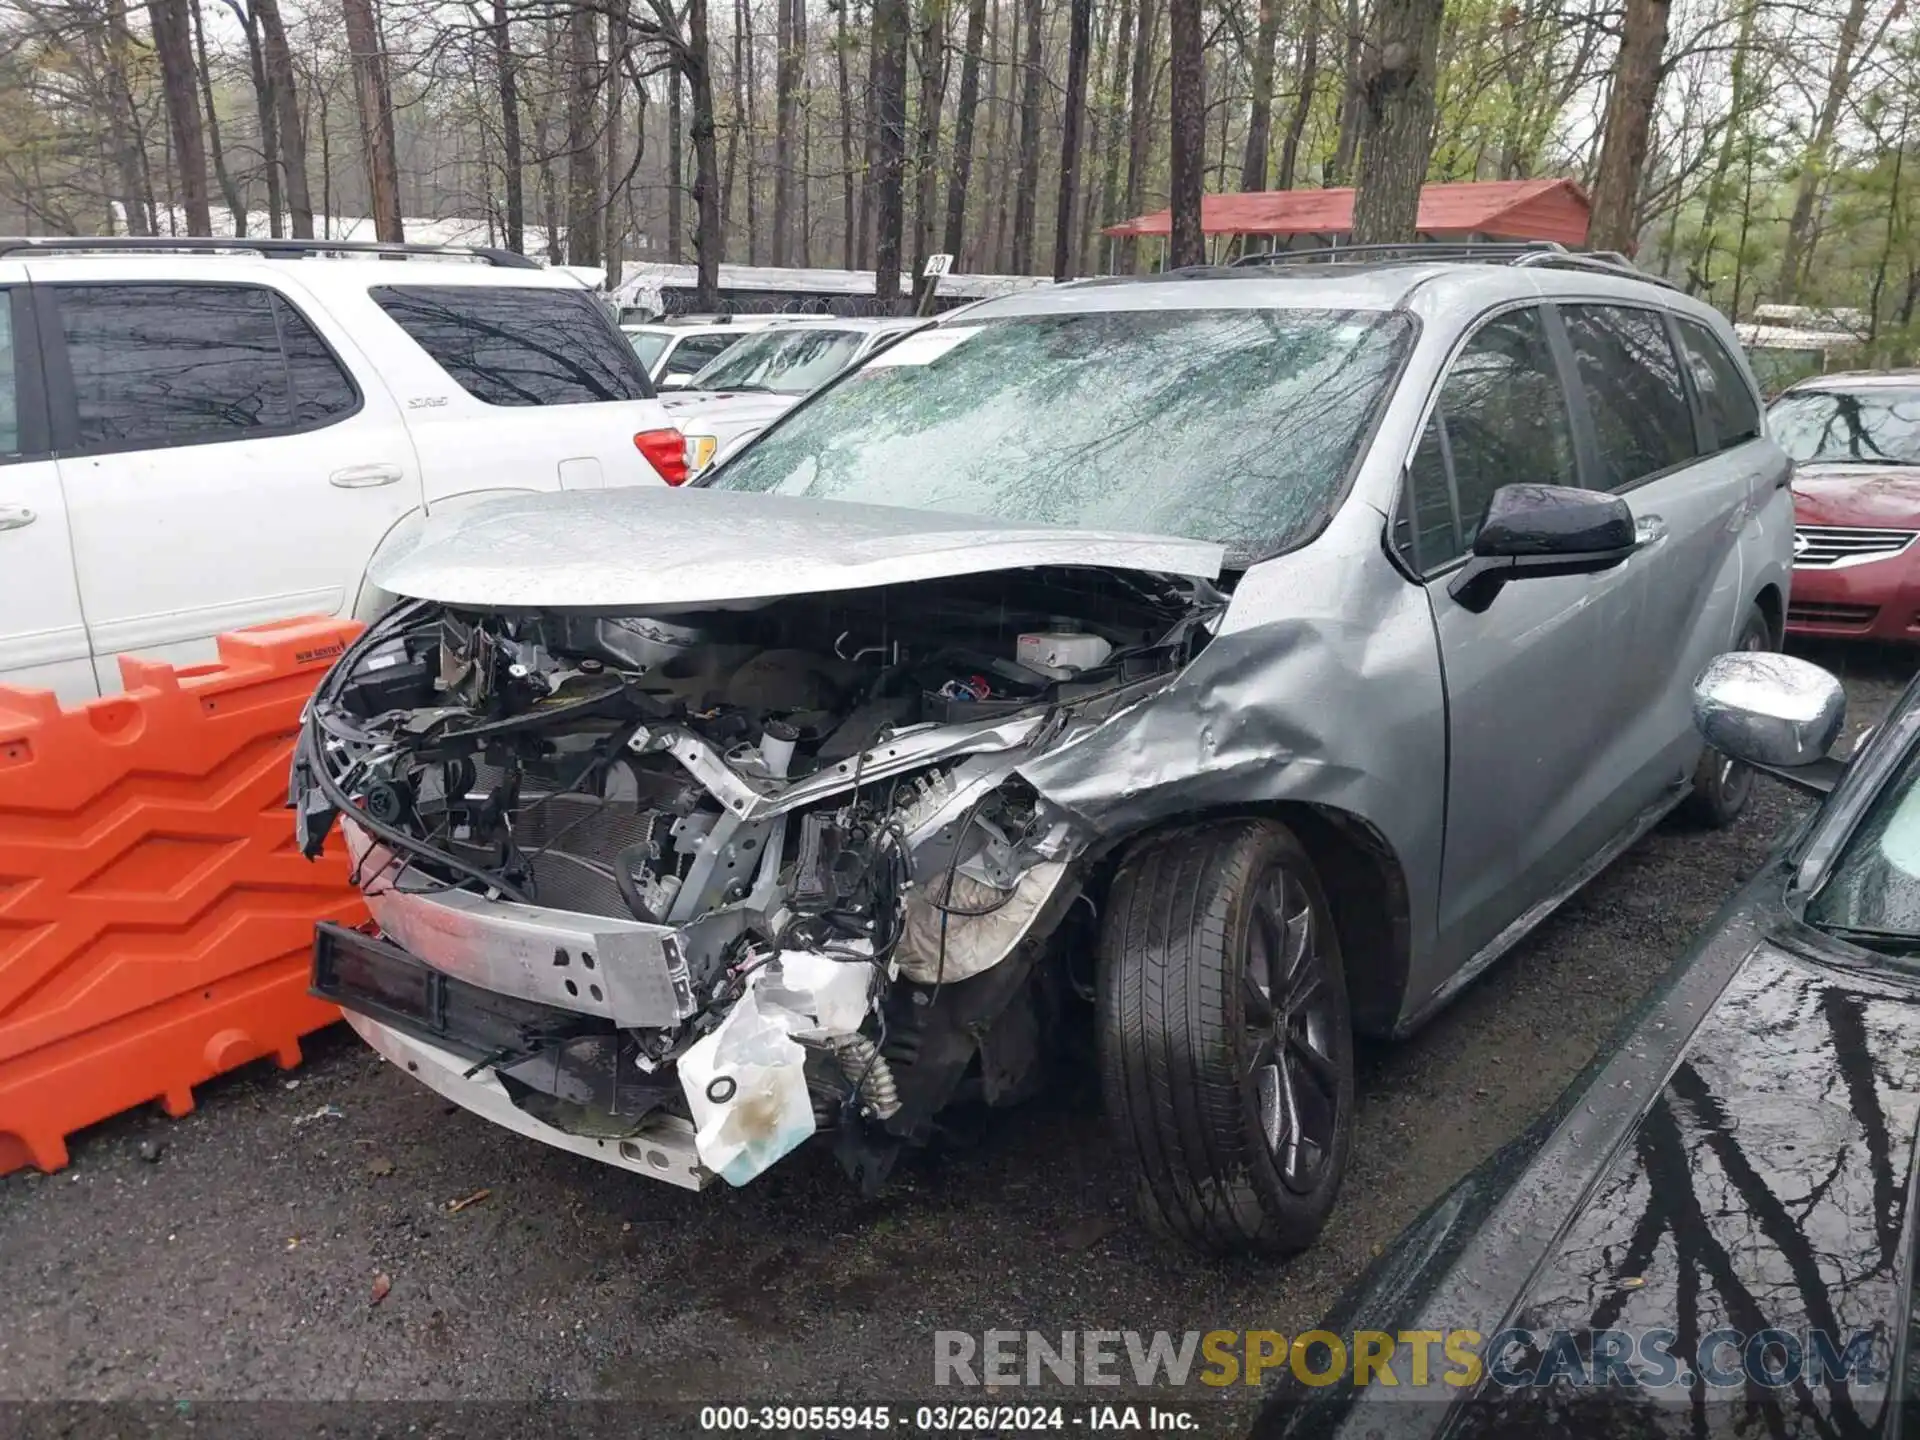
[1775,369,1920,640]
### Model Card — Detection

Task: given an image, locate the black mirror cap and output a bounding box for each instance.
[1474,484,1635,558]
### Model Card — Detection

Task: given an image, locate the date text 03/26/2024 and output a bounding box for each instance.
[696,1405,1199,1431]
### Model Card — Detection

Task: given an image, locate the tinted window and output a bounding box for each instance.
[372,285,650,406]
[1562,305,1697,488]
[0,297,18,457]
[628,330,671,372]
[1410,308,1577,567]
[274,295,358,425]
[1675,318,1759,452]
[1770,387,1920,466]
[663,334,738,380]
[713,309,1413,558]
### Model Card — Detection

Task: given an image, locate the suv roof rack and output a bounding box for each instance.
[1229,240,1676,289]
[0,236,542,269]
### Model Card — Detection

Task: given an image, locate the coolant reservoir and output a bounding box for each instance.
[679,982,816,1185]
[1017,631,1112,679]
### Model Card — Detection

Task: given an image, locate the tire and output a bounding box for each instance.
[1679,603,1775,829]
[1097,819,1356,1257]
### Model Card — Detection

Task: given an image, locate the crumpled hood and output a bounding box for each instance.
[1792,463,1920,528]
[368,486,1224,610]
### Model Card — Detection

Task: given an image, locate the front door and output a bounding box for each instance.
[39,277,421,687]
[1405,305,1646,977]
[0,271,93,700]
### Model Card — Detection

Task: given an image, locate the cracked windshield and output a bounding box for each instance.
[712,308,1412,556]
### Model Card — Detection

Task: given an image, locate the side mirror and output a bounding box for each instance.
[1448,484,1638,613]
[1692,651,1848,796]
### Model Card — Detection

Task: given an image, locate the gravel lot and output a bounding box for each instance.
[1,641,1908,1435]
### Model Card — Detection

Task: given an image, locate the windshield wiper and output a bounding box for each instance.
[1813,923,1920,955]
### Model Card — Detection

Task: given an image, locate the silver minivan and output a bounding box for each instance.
[294,250,1793,1256]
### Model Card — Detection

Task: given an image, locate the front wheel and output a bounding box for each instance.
[1680,604,1775,828]
[1098,819,1355,1256]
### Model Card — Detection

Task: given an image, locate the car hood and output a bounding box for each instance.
[1792,463,1920,528]
[367,486,1225,610]
[1257,857,1920,1439]
[658,389,801,430]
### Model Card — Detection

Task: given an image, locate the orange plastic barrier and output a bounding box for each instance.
[0,616,367,1175]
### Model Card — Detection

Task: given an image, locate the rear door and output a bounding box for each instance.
[361,281,673,497]
[0,271,94,700]
[1402,305,1645,974]
[40,275,422,687]
[1556,304,1765,798]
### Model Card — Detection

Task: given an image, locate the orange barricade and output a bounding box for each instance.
[0,616,367,1175]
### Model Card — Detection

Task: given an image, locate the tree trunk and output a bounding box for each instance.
[103,0,154,235]
[837,0,857,267]
[1276,0,1318,189]
[1349,0,1445,244]
[983,0,1008,269]
[1778,0,1870,297]
[667,68,684,262]
[1683,0,1757,291]
[146,0,213,235]
[1327,0,1361,184]
[861,0,885,268]
[1009,0,1044,273]
[604,0,626,277]
[490,0,525,251]
[1121,0,1157,270]
[911,0,950,295]
[685,0,723,306]
[1093,0,1134,260]
[225,0,283,236]
[254,0,312,237]
[739,0,759,264]
[871,0,911,305]
[565,4,602,265]
[943,0,989,259]
[1239,0,1280,190]
[1053,0,1092,277]
[1165,0,1203,267]
[190,0,247,234]
[341,0,403,241]
[1587,0,1672,253]
[773,0,800,265]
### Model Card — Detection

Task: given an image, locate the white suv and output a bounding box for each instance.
[0,237,684,701]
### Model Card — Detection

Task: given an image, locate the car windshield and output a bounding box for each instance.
[710,307,1412,557]
[627,331,670,371]
[1769,387,1920,465]
[1807,737,1920,945]
[689,328,866,393]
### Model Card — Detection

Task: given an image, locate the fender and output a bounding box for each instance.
[350,487,541,622]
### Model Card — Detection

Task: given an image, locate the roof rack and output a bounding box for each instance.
[1229,240,1676,289]
[0,236,542,269]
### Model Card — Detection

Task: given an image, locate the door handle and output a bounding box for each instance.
[1634,514,1669,548]
[0,504,35,531]
[329,463,405,489]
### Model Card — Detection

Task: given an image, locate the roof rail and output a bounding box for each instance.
[1229,240,1677,289]
[0,236,542,269]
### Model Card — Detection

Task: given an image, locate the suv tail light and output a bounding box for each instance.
[635,428,690,486]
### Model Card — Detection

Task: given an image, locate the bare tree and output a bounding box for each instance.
[1239,0,1280,190]
[487,0,524,251]
[342,0,403,239]
[1054,0,1092,276]
[1121,0,1157,269]
[254,0,313,236]
[1276,0,1319,190]
[190,0,245,233]
[102,0,155,234]
[870,0,910,299]
[145,0,213,233]
[1166,0,1203,266]
[1009,0,1043,272]
[1778,0,1875,295]
[1588,0,1672,252]
[773,0,801,264]
[564,3,601,264]
[1349,0,1445,244]
[942,0,988,258]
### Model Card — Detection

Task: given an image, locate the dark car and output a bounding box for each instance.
[1254,647,1920,1438]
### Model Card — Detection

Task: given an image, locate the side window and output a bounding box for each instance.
[1675,317,1761,452]
[1404,307,1577,570]
[53,283,355,452]
[370,285,651,406]
[667,334,737,380]
[272,295,359,426]
[1561,304,1697,489]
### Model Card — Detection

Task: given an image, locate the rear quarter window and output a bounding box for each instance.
[372,284,652,407]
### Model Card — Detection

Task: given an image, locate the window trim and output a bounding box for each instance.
[38,279,365,459]
[1388,299,1582,580]
[0,284,52,464]
[1553,298,1705,495]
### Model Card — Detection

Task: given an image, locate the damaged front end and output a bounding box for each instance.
[295,558,1222,1192]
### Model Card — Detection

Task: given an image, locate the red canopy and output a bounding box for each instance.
[1102,179,1591,247]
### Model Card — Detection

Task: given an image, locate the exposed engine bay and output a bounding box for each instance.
[294,566,1222,1191]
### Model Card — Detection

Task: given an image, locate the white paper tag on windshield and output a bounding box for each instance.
[863,327,980,368]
